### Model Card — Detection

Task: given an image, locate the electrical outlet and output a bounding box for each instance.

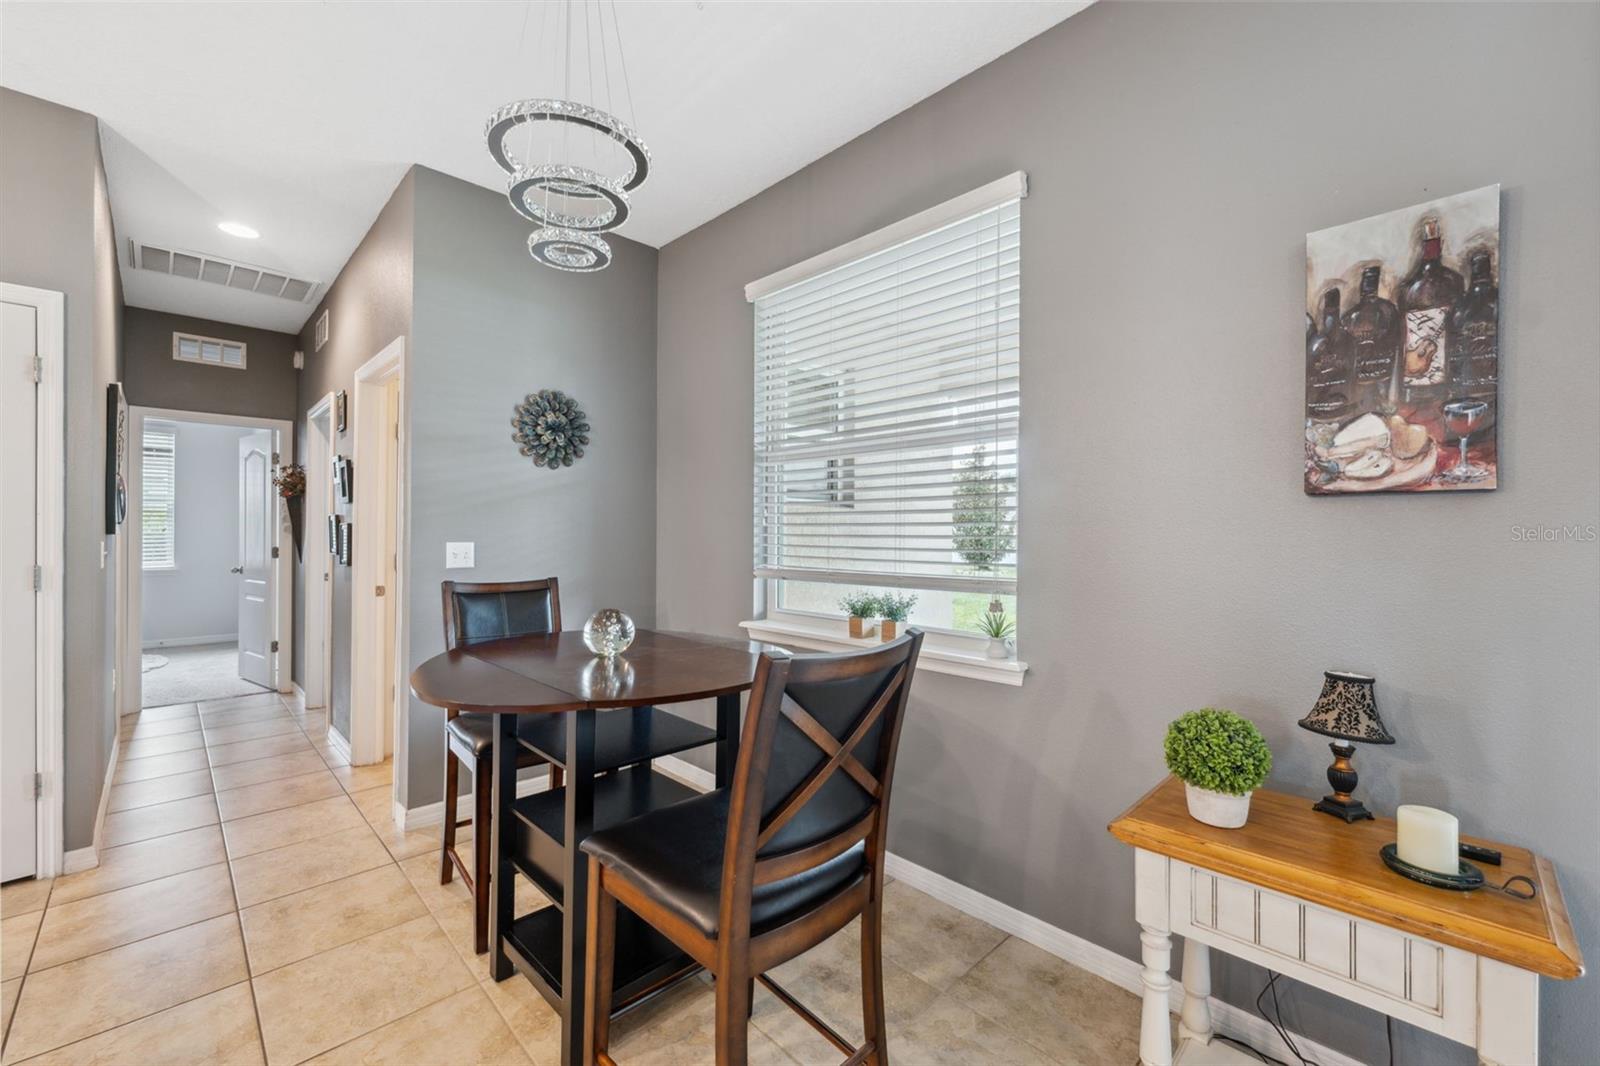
[445,542,475,569]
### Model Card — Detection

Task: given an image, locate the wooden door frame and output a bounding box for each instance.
[348,337,407,803]
[303,392,336,721]
[1,283,65,879]
[124,407,294,713]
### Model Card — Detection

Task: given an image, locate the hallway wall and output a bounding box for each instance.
[122,306,299,421]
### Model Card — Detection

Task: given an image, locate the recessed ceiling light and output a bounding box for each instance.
[217,221,260,239]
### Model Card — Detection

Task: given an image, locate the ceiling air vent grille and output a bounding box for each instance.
[129,239,322,304]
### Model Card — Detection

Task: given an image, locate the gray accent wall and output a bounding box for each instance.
[404,165,658,808]
[653,4,1599,1063]
[1,88,125,850]
[123,306,299,420]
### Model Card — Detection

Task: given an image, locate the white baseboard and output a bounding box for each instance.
[399,770,554,832]
[653,756,1358,1066]
[324,725,352,765]
[140,633,236,649]
[65,730,122,875]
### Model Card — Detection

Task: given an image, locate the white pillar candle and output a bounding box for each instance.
[1396,805,1459,875]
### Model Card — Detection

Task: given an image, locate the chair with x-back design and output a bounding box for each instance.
[580,630,924,1065]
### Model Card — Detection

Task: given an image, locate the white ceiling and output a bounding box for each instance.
[0,1,1088,333]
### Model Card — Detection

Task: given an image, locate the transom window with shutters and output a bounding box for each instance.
[749,174,1023,653]
[142,424,177,570]
[172,331,247,369]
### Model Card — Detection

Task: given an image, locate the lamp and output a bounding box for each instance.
[1298,671,1394,822]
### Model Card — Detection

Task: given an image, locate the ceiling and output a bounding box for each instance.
[0,1,1088,333]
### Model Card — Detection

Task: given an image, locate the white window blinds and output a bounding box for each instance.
[753,194,1020,595]
[142,426,177,570]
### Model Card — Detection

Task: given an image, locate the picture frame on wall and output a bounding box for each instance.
[338,519,353,566]
[104,382,127,534]
[335,390,348,434]
[327,514,341,556]
[334,455,353,503]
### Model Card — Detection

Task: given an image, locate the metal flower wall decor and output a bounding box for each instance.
[512,389,591,469]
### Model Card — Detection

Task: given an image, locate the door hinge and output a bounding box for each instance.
[32,564,42,592]
[271,545,280,559]
[32,356,43,384]
[33,772,42,799]
[270,640,279,653]
[272,451,280,465]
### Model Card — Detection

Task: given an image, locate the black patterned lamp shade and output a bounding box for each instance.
[1298,671,1395,744]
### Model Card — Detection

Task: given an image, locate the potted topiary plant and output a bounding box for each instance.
[1163,708,1273,828]
[838,592,879,639]
[974,609,1015,659]
[877,592,916,641]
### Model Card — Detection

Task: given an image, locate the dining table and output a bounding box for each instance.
[409,627,779,1066]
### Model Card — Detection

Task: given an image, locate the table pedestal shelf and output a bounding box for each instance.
[515,706,716,773]
[503,905,699,1013]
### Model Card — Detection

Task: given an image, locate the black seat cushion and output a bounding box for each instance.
[445,713,496,758]
[580,789,864,939]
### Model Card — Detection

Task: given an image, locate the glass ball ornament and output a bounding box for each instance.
[583,609,635,658]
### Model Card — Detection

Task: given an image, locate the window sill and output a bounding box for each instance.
[739,618,1028,687]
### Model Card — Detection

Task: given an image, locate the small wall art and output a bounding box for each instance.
[334,390,348,434]
[337,518,353,566]
[104,382,127,533]
[334,455,353,503]
[327,514,341,556]
[512,389,590,469]
[1305,185,1499,494]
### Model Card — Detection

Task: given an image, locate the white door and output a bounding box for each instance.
[237,430,274,688]
[380,379,400,757]
[1,301,39,881]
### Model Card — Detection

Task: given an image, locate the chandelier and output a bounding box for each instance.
[484,1,650,273]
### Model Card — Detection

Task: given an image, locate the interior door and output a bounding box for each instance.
[237,429,274,688]
[1,300,39,881]
[380,379,400,757]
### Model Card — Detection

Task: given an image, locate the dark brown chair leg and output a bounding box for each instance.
[714,960,752,1066]
[860,888,889,1066]
[584,859,617,1066]
[440,745,460,884]
[472,750,494,954]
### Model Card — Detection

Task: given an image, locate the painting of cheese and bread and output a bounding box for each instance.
[1305,186,1499,494]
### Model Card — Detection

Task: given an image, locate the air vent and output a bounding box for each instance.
[129,239,321,305]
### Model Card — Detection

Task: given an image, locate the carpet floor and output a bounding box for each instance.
[140,642,272,707]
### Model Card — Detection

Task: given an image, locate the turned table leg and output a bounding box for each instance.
[1178,939,1214,1047]
[1139,924,1174,1066]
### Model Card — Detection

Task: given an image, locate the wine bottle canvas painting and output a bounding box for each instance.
[1305,185,1499,494]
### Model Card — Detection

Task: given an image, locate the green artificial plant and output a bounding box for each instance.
[838,591,881,619]
[1163,708,1272,796]
[877,592,917,623]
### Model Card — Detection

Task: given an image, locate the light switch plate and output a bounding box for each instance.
[445,542,475,569]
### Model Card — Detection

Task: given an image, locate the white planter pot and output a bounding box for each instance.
[986,637,1009,660]
[1184,782,1252,829]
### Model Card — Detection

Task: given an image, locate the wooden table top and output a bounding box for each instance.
[410,628,778,713]
[1109,777,1584,980]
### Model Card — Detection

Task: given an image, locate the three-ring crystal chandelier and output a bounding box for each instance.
[484,1,650,273]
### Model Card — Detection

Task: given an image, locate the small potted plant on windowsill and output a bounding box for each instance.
[838,592,878,639]
[1163,708,1272,829]
[877,593,916,642]
[974,609,1016,659]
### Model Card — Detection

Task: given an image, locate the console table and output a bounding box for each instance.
[1109,778,1583,1066]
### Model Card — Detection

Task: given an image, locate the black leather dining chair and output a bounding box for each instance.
[580,630,924,1066]
[439,577,565,954]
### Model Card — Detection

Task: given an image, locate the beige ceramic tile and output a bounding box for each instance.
[887,990,1064,1065]
[10,981,264,1066]
[222,795,367,859]
[478,972,562,1065]
[119,715,202,740]
[315,743,352,769]
[199,693,285,713]
[216,770,344,822]
[200,706,296,730]
[209,750,328,791]
[101,793,219,848]
[945,936,1142,1064]
[250,914,476,1066]
[49,826,227,906]
[207,732,315,767]
[1,914,248,1062]
[107,769,215,813]
[1,912,41,980]
[877,879,1009,991]
[240,865,427,975]
[128,702,198,722]
[610,975,797,1066]
[348,787,436,861]
[119,731,208,759]
[229,825,394,909]
[396,851,471,915]
[329,760,392,794]
[28,864,235,972]
[204,717,303,747]
[0,878,51,918]
[1,976,19,1041]
[113,747,211,783]
[304,984,529,1065]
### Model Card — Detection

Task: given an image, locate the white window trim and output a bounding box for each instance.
[739,615,1027,687]
[172,330,248,370]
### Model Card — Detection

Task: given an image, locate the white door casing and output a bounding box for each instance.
[1,300,40,881]
[237,429,275,688]
[303,394,336,714]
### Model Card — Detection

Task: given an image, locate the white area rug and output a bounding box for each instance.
[140,642,272,708]
[141,653,169,672]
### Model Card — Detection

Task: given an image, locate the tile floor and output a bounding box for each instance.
[0,692,1145,1065]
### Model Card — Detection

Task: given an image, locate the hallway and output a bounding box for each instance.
[140,643,273,707]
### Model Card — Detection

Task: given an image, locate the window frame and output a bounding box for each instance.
[141,424,178,571]
[172,330,248,370]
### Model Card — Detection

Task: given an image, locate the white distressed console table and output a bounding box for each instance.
[1110,778,1583,1066]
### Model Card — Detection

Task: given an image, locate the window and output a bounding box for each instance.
[752,179,1021,639]
[172,331,246,369]
[142,425,177,570]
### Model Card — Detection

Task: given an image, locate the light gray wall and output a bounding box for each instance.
[123,306,299,421]
[293,169,415,737]
[653,4,1599,1063]
[404,165,658,807]
[140,420,249,646]
[1,88,124,850]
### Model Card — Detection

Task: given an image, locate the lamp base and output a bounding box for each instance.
[1312,794,1374,822]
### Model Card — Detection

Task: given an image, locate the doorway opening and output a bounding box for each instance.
[303,393,335,732]
[126,408,294,711]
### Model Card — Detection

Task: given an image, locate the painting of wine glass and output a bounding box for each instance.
[1304,185,1499,494]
